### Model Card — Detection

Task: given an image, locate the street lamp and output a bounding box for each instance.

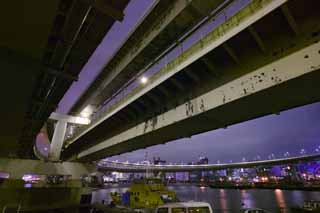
[140,76,148,84]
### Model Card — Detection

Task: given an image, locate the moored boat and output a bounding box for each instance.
[155,201,213,213]
[111,177,178,209]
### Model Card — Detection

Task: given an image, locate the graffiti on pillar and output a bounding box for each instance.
[185,100,194,117]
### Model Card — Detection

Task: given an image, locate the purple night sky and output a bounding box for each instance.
[55,1,320,163]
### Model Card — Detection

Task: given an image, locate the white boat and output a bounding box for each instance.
[155,201,213,213]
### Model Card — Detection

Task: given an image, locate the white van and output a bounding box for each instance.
[155,202,213,213]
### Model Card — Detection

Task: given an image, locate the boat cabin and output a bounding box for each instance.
[155,202,213,213]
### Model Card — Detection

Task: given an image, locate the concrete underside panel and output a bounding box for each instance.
[78,41,320,161]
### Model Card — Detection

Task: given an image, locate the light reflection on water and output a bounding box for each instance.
[92,185,320,212]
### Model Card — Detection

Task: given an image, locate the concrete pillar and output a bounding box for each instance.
[48,121,67,161]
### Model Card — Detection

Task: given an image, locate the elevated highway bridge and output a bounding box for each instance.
[97,154,320,173]
[1,0,320,210]
[1,0,320,172]
[61,0,320,162]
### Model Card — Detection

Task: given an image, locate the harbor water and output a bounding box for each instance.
[91,185,320,212]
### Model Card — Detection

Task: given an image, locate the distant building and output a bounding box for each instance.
[153,157,166,165]
[197,156,209,165]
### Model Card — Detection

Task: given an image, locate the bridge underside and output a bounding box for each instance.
[62,0,320,161]
[79,68,320,161]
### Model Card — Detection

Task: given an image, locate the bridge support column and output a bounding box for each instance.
[42,112,90,162]
[48,120,67,161]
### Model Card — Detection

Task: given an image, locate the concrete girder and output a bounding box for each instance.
[157,86,171,98]
[49,112,90,125]
[248,26,267,53]
[169,78,185,91]
[115,112,129,123]
[130,103,145,114]
[44,67,78,81]
[127,105,142,116]
[201,58,219,76]
[222,43,240,65]
[184,68,201,83]
[122,109,137,120]
[65,0,288,148]
[77,37,320,160]
[93,0,124,21]
[280,4,299,35]
[80,0,124,21]
[137,98,152,109]
[75,0,192,113]
[147,93,163,105]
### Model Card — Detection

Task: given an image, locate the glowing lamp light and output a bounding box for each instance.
[80,105,94,118]
[140,76,148,84]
